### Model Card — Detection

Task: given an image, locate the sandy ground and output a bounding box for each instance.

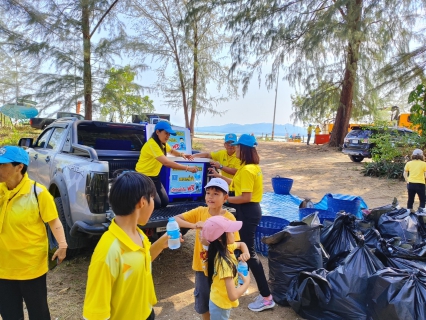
[7,138,409,320]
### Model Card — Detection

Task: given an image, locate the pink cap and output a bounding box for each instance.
[201,216,242,243]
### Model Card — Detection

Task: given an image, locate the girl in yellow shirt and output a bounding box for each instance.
[202,216,250,320]
[135,121,198,208]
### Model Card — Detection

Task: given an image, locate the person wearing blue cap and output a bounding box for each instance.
[193,133,241,180]
[208,134,275,312]
[0,146,68,319]
[136,121,198,209]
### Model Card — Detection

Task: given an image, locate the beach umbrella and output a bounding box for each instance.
[0,103,39,119]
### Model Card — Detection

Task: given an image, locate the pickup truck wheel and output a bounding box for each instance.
[349,155,364,162]
[55,197,82,257]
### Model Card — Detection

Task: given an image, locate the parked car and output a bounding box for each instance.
[30,111,84,129]
[342,126,418,162]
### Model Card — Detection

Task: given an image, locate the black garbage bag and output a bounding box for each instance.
[287,269,343,320]
[263,213,323,306]
[375,247,426,272]
[322,242,385,320]
[417,213,426,241]
[376,237,426,261]
[377,208,420,245]
[367,268,426,320]
[364,198,399,226]
[363,228,381,249]
[320,212,361,270]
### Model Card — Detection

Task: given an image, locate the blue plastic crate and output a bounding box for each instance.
[299,208,336,223]
[327,194,362,218]
[255,216,290,256]
[271,176,294,195]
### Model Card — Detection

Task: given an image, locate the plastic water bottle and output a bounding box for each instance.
[237,261,248,285]
[167,217,181,249]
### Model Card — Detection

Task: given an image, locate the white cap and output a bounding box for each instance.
[413,149,424,156]
[204,178,229,194]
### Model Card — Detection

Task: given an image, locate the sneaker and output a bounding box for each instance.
[248,294,276,312]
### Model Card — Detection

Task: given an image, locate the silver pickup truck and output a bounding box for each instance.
[19,117,206,252]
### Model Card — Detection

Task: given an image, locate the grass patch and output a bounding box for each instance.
[0,125,41,146]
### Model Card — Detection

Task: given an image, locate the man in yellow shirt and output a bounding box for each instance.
[83,171,170,320]
[307,125,313,145]
[0,146,67,320]
[193,133,240,180]
[314,125,321,144]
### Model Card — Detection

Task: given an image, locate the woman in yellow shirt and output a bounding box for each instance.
[403,148,426,211]
[135,121,198,209]
[208,134,275,312]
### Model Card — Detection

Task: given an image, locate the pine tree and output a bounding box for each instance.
[124,0,238,134]
[221,0,420,146]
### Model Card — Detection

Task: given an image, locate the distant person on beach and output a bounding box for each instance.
[307,124,313,145]
[193,133,241,180]
[314,125,321,144]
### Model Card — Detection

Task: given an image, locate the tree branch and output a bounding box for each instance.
[90,0,120,38]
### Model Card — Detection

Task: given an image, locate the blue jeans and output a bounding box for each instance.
[209,300,231,320]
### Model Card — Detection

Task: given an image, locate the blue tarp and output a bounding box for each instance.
[260,192,369,221]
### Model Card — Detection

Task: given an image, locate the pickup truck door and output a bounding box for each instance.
[29,128,54,182]
[36,126,67,187]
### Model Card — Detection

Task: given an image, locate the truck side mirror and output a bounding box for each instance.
[18,138,33,148]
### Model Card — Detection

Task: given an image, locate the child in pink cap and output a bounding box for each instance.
[202,216,251,320]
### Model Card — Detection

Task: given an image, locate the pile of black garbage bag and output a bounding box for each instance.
[262,203,426,320]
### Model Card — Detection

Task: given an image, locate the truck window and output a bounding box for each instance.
[62,130,72,153]
[77,123,146,151]
[46,127,65,150]
[34,128,53,148]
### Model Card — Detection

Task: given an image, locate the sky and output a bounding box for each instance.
[138,68,298,129]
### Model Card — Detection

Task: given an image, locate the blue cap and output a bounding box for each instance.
[231,134,258,147]
[0,146,29,166]
[224,133,237,143]
[154,121,176,136]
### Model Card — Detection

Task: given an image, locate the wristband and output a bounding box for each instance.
[219,164,223,169]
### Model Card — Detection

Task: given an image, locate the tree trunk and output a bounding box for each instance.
[82,0,93,120]
[329,0,362,147]
[189,21,198,138]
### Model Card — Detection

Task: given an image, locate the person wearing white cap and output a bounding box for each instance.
[174,178,240,320]
[208,134,276,312]
[403,148,426,211]
[201,215,251,320]
[135,121,198,209]
[193,133,241,180]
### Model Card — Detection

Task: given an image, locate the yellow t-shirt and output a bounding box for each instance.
[315,127,321,135]
[210,243,239,310]
[83,219,157,320]
[404,160,426,184]
[135,138,172,176]
[0,174,58,280]
[210,150,241,179]
[307,126,313,134]
[182,207,240,272]
[231,164,263,202]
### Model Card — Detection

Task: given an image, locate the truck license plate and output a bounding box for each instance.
[156,226,167,232]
